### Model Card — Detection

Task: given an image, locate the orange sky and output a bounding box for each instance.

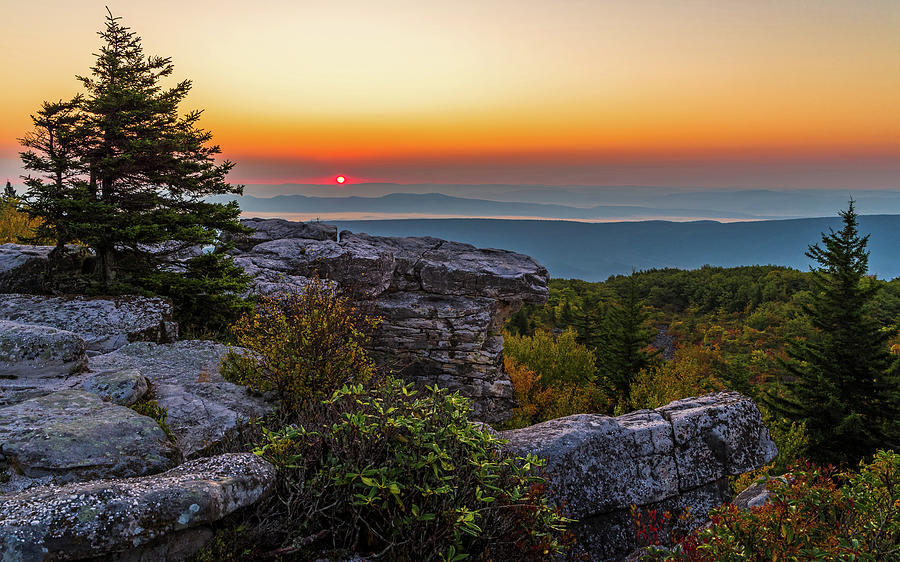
[1,0,898,188]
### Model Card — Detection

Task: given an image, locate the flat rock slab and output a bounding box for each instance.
[0,320,87,383]
[89,341,273,457]
[0,453,276,561]
[0,294,177,353]
[0,390,179,493]
[228,217,337,250]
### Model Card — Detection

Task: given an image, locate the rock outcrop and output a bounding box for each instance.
[0,294,177,353]
[502,392,778,561]
[0,243,88,294]
[0,453,276,562]
[231,219,550,422]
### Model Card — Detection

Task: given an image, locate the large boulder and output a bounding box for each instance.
[0,389,179,493]
[233,220,550,423]
[501,392,777,561]
[89,341,273,457]
[0,453,276,561]
[238,236,396,297]
[0,294,177,353]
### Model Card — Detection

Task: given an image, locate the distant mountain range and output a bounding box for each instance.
[220,186,900,221]
[320,216,900,281]
[219,192,765,220]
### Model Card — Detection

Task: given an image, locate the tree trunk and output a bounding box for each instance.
[97,247,116,286]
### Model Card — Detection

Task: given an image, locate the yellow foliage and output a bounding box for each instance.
[503,328,597,388]
[628,344,726,410]
[504,356,608,429]
[221,279,380,417]
[0,200,45,244]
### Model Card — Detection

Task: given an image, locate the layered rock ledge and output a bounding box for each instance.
[502,391,778,561]
[231,218,550,422]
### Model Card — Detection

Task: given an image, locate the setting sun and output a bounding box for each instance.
[336,175,346,184]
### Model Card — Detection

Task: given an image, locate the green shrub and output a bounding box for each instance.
[220,280,379,418]
[251,378,571,561]
[643,450,900,561]
[130,398,175,442]
[140,248,254,337]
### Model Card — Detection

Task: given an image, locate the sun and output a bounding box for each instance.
[335,175,346,184]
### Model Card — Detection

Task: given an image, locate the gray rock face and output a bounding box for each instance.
[0,453,276,561]
[225,217,338,250]
[80,368,149,406]
[0,389,179,493]
[232,219,549,423]
[733,477,774,511]
[501,392,777,561]
[0,243,87,293]
[0,294,177,353]
[0,320,87,381]
[89,341,272,457]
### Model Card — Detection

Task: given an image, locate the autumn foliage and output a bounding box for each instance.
[221,279,380,417]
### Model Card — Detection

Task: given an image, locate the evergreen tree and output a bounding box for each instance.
[19,11,249,330]
[767,201,900,465]
[4,180,15,199]
[19,99,83,248]
[579,275,658,403]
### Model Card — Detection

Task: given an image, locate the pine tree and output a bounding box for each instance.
[3,181,15,199]
[19,11,249,330]
[767,201,900,465]
[579,275,658,404]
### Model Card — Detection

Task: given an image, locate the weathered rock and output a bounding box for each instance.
[0,243,88,294]
[243,237,396,297]
[0,294,177,353]
[0,389,179,493]
[370,292,513,421]
[232,222,550,423]
[501,392,777,561]
[89,341,272,457]
[226,217,338,250]
[342,232,550,301]
[0,453,276,561]
[655,393,779,491]
[81,368,149,406]
[0,320,87,380]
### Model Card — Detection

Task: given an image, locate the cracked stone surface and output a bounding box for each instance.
[501,391,777,561]
[0,453,276,562]
[89,341,273,458]
[232,219,549,423]
[0,294,177,353]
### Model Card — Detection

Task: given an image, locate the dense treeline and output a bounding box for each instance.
[504,256,900,468]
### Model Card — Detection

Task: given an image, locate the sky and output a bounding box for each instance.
[1,0,898,190]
